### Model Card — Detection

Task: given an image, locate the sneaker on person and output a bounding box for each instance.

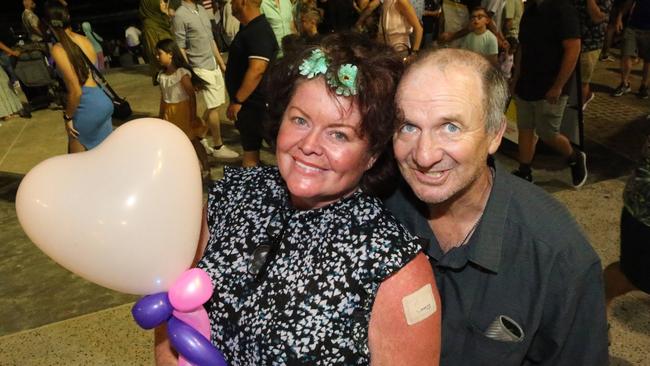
[211,144,239,159]
[582,92,595,111]
[569,151,588,188]
[200,138,215,154]
[638,85,649,99]
[612,83,631,97]
[512,168,533,183]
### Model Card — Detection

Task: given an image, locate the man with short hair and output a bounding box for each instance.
[174,0,240,160]
[611,0,650,99]
[225,0,278,166]
[511,0,586,187]
[386,48,608,365]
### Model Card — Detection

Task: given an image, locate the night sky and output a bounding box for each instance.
[1,0,141,42]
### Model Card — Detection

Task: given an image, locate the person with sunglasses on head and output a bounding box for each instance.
[154,32,441,365]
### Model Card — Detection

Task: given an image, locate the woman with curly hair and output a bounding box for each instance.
[155,32,441,365]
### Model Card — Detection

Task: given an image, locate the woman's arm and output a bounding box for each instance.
[368,253,441,365]
[180,74,198,122]
[211,40,227,72]
[355,0,381,29]
[51,43,83,137]
[397,0,423,52]
[154,207,210,365]
[159,95,165,119]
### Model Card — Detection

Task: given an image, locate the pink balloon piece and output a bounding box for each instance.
[169,268,214,312]
[172,308,218,366]
[178,356,193,366]
[173,306,211,341]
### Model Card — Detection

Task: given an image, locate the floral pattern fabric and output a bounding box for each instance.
[198,167,422,365]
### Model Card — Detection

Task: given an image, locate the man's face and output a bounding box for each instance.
[23,0,34,10]
[393,63,503,206]
[231,0,245,20]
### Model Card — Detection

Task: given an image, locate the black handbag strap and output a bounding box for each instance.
[78,47,124,100]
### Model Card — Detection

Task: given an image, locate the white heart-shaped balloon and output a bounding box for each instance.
[15,118,203,295]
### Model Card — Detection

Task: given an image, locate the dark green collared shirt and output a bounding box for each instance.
[385,161,608,365]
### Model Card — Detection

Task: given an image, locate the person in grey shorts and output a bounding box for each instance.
[611,0,650,99]
[174,0,240,160]
[511,0,587,188]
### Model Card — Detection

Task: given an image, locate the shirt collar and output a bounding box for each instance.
[463,158,512,273]
[181,1,199,13]
[424,158,512,273]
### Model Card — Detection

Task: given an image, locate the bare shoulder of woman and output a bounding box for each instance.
[72,33,97,61]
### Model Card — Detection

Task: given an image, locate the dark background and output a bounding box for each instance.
[1,0,141,45]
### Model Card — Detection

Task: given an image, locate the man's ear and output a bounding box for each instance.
[488,116,507,155]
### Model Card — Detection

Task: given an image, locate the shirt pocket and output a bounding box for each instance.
[464,320,526,365]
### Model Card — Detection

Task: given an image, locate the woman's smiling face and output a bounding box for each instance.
[276,78,376,210]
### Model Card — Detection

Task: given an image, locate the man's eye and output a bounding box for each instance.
[399,123,418,134]
[444,123,460,133]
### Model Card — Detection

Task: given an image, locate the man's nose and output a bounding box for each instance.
[413,132,443,169]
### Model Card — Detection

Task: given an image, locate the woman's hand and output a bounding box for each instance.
[65,120,79,139]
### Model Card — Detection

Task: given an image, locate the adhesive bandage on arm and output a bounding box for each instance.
[401,283,437,325]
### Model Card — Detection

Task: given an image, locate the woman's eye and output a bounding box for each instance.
[292,116,307,126]
[331,131,349,142]
[399,123,418,134]
[444,122,460,133]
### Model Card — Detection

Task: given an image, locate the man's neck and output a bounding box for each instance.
[427,166,494,253]
[240,10,261,25]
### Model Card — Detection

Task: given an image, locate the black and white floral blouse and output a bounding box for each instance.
[197,167,423,365]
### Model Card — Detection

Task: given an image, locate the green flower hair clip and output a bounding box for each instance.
[327,64,358,97]
[298,49,328,78]
[298,48,359,97]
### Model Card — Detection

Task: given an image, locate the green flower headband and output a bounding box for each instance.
[298,49,358,97]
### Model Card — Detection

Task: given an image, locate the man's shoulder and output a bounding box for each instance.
[499,170,597,262]
[174,5,190,19]
[241,16,277,39]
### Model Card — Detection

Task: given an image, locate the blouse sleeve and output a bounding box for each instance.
[177,67,192,79]
[357,214,423,297]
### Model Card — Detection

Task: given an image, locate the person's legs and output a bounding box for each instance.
[536,96,573,159]
[536,96,588,187]
[513,97,538,181]
[633,30,650,97]
[614,28,637,96]
[600,24,616,60]
[234,104,264,167]
[580,50,599,108]
[204,106,223,146]
[194,67,239,159]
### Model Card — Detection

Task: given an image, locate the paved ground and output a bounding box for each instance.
[0,52,648,365]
